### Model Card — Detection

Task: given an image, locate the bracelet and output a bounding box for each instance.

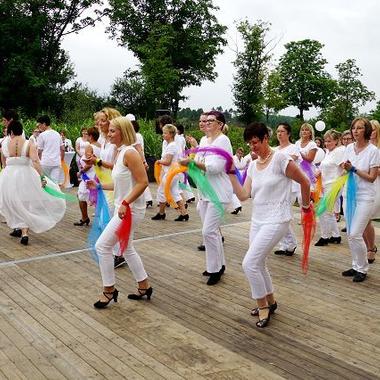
[96,159,103,167]
[228,170,236,174]
[96,183,102,190]
[122,200,129,207]
[349,166,357,173]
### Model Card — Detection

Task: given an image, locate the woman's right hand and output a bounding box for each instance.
[86,179,97,190]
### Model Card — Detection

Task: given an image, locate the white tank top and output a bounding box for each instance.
[112,145,145,212]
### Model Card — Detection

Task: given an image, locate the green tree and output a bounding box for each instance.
[277,39,335,120]
[263,69,287,123]
[232,20,272,123]
[370,101,380,121]
[0,0,106,116]
[107,0,227,116]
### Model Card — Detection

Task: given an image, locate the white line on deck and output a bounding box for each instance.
[0,220,251,267]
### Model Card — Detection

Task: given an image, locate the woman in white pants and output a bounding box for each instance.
[89,116,151,308]
[314,130,345,246]
[180,111,233,286]
[229,122,310,328]
[341,117,380,283]
[274,122,301,256]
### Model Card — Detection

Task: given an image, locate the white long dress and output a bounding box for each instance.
[0,141,65,232]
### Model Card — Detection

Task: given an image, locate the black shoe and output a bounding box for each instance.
[146,200,153,208]
[341,227,347,232]
[251,302,277,317]
[315,237,329,246]
[206,272,221,285]
[151,213,166,220]
[114,256,126,268]
[285,247,296,256]
[10,229,22,237]
[174,214,189,222]
[203,265,225,276]
[231,206,242,215]
[329,236,341,244]
[342,268,357,277]
[197,244,206,251]
[274,249,286,255]
[186,197,195,203]
[368,246,377,264]
[222,236,225,243]
[20,236,29,245]
[74,218,90,226]
[353,272,367,282]
[256,306,271,328]
[94,289,119,309]
[128,287,153,300]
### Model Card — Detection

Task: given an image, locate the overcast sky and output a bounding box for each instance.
[62,0,379,118]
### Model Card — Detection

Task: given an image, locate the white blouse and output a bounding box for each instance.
[247,151,293,224]
[319,146,345,186]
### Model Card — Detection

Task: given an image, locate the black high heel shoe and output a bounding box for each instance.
[203,265,225,276]
[256,306,271,328]
[151,213,166,220]
[231,206,242,215]
[251,301,277,317]
[128,287,153,300]
[146,200,153,208]
[174,214,189,221]
[20,236,29,246]
[74,218,90,226]
[94,289,119,309]
[368,245,377,264]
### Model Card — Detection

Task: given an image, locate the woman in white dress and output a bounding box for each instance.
[88,116,152,308]
[274,122,301,256]
[341,117,380,282]
[228,122,310,328]
[0,121,65,245]
[314,130,345,246]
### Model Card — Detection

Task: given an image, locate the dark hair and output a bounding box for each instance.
[208,110,225,125]
[176,124,184,134]
[156,114,173,134]
[244,122,270,142]
[351,117,372,140]
[7,120,23,136]
[277,122,292,135]
[131,120,139,133]
[37,115,50,126]
[87,126,99,141]
[315,136,324,149]
[2,109,19,122]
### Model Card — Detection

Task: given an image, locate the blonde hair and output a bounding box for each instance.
[110,116,136,146]
[299,123,315,140]
[100,107,121,121]
[162,124,177,137]
[222,123,229,134]
[370,119,380,148]
[324,129,341,142]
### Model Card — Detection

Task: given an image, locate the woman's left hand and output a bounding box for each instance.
[86,179,97,189]
[118,204,127,219]
[343,160,353,172]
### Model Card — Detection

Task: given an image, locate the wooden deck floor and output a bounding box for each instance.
[1,184,380,379]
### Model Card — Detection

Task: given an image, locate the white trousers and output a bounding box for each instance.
[199,200,227,273]
[344,199,373,274]
[144,186,153,202]
[179,173,195,201]
[42,165,61,184]
[318,184,340,238]
[95,210,147,286]
[243,221,289,299]
[278,193,297,251]
[157,173,181,203]
[231,194,242,209]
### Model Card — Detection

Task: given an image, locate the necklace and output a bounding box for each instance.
[258,149,273,164]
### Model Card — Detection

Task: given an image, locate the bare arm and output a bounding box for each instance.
[301,148,317,162]
[228,171,252,201]
[29,141,44,177]
[342,160,378,183]
[158,153,173,166]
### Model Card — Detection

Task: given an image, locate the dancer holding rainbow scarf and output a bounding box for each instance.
[341,117,380,282]
[228,122,311,328]
[88,116,152,308]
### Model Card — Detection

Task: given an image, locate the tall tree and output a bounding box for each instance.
[277,39,335,120]
[232,20,272,123]
[107,0,227,116]
[0,0,106,115]
[370,100,380,121]
[263,69,287,123]
[320,59,375,128]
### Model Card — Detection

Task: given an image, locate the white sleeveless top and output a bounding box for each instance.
[248,151,293,224]
[112,145,145,212]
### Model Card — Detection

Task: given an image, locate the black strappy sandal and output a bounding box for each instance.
[256,306,271,328]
